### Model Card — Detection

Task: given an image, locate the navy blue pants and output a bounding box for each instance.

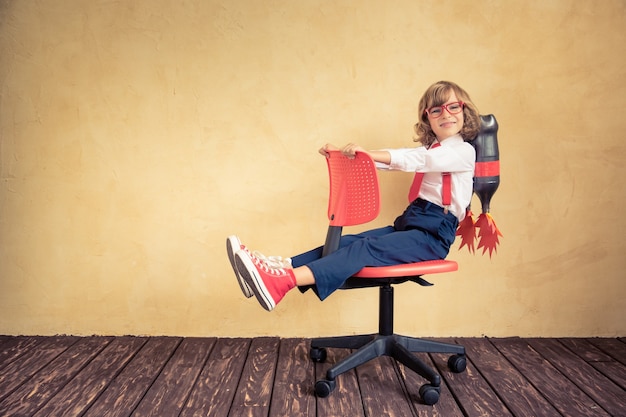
[292,199,459,300]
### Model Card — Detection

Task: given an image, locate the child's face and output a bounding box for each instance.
[427,90,464,141]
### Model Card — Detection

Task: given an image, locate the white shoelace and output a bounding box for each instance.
[248,249,292,274]
[253,251,291,268]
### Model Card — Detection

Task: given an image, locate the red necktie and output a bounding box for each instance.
[408,142,451,209]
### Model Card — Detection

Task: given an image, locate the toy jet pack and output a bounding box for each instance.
[457,114,502,256]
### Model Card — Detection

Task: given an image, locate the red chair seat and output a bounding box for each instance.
[353,259,458,278]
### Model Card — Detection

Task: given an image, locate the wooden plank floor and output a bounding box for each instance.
[0,336,624,416]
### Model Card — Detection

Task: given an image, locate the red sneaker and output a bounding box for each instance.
[227,236,293,299]
[235,249,296,311]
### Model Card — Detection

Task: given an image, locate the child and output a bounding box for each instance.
[227,81,481,311]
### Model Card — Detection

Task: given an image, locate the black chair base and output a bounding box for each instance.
[310,283,466,405]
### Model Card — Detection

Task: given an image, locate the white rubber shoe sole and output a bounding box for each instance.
[226,235,254,298]
[234,250,276,312]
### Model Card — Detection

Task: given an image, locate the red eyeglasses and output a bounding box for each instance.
[424,101,464,118]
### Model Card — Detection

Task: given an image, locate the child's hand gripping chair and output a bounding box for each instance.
[310,150,467,406]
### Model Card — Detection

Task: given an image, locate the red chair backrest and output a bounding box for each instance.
[326,151,381,227]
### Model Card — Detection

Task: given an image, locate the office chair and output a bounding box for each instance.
[310,150,467,406]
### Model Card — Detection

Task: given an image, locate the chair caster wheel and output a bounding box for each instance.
[310,347,327,363]
[419,384,440,405]
[314,379,336,397]
[448,354,467,373]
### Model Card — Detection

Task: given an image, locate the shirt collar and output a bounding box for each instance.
[436,133,464,147]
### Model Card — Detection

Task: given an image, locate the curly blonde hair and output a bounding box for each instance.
[414,81,481,147]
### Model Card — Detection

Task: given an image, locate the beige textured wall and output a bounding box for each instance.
[1,0,625,337]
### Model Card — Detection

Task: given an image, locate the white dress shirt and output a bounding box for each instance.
[376,134,476,221]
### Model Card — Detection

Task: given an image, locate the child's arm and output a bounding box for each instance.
[319,143,391,165]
